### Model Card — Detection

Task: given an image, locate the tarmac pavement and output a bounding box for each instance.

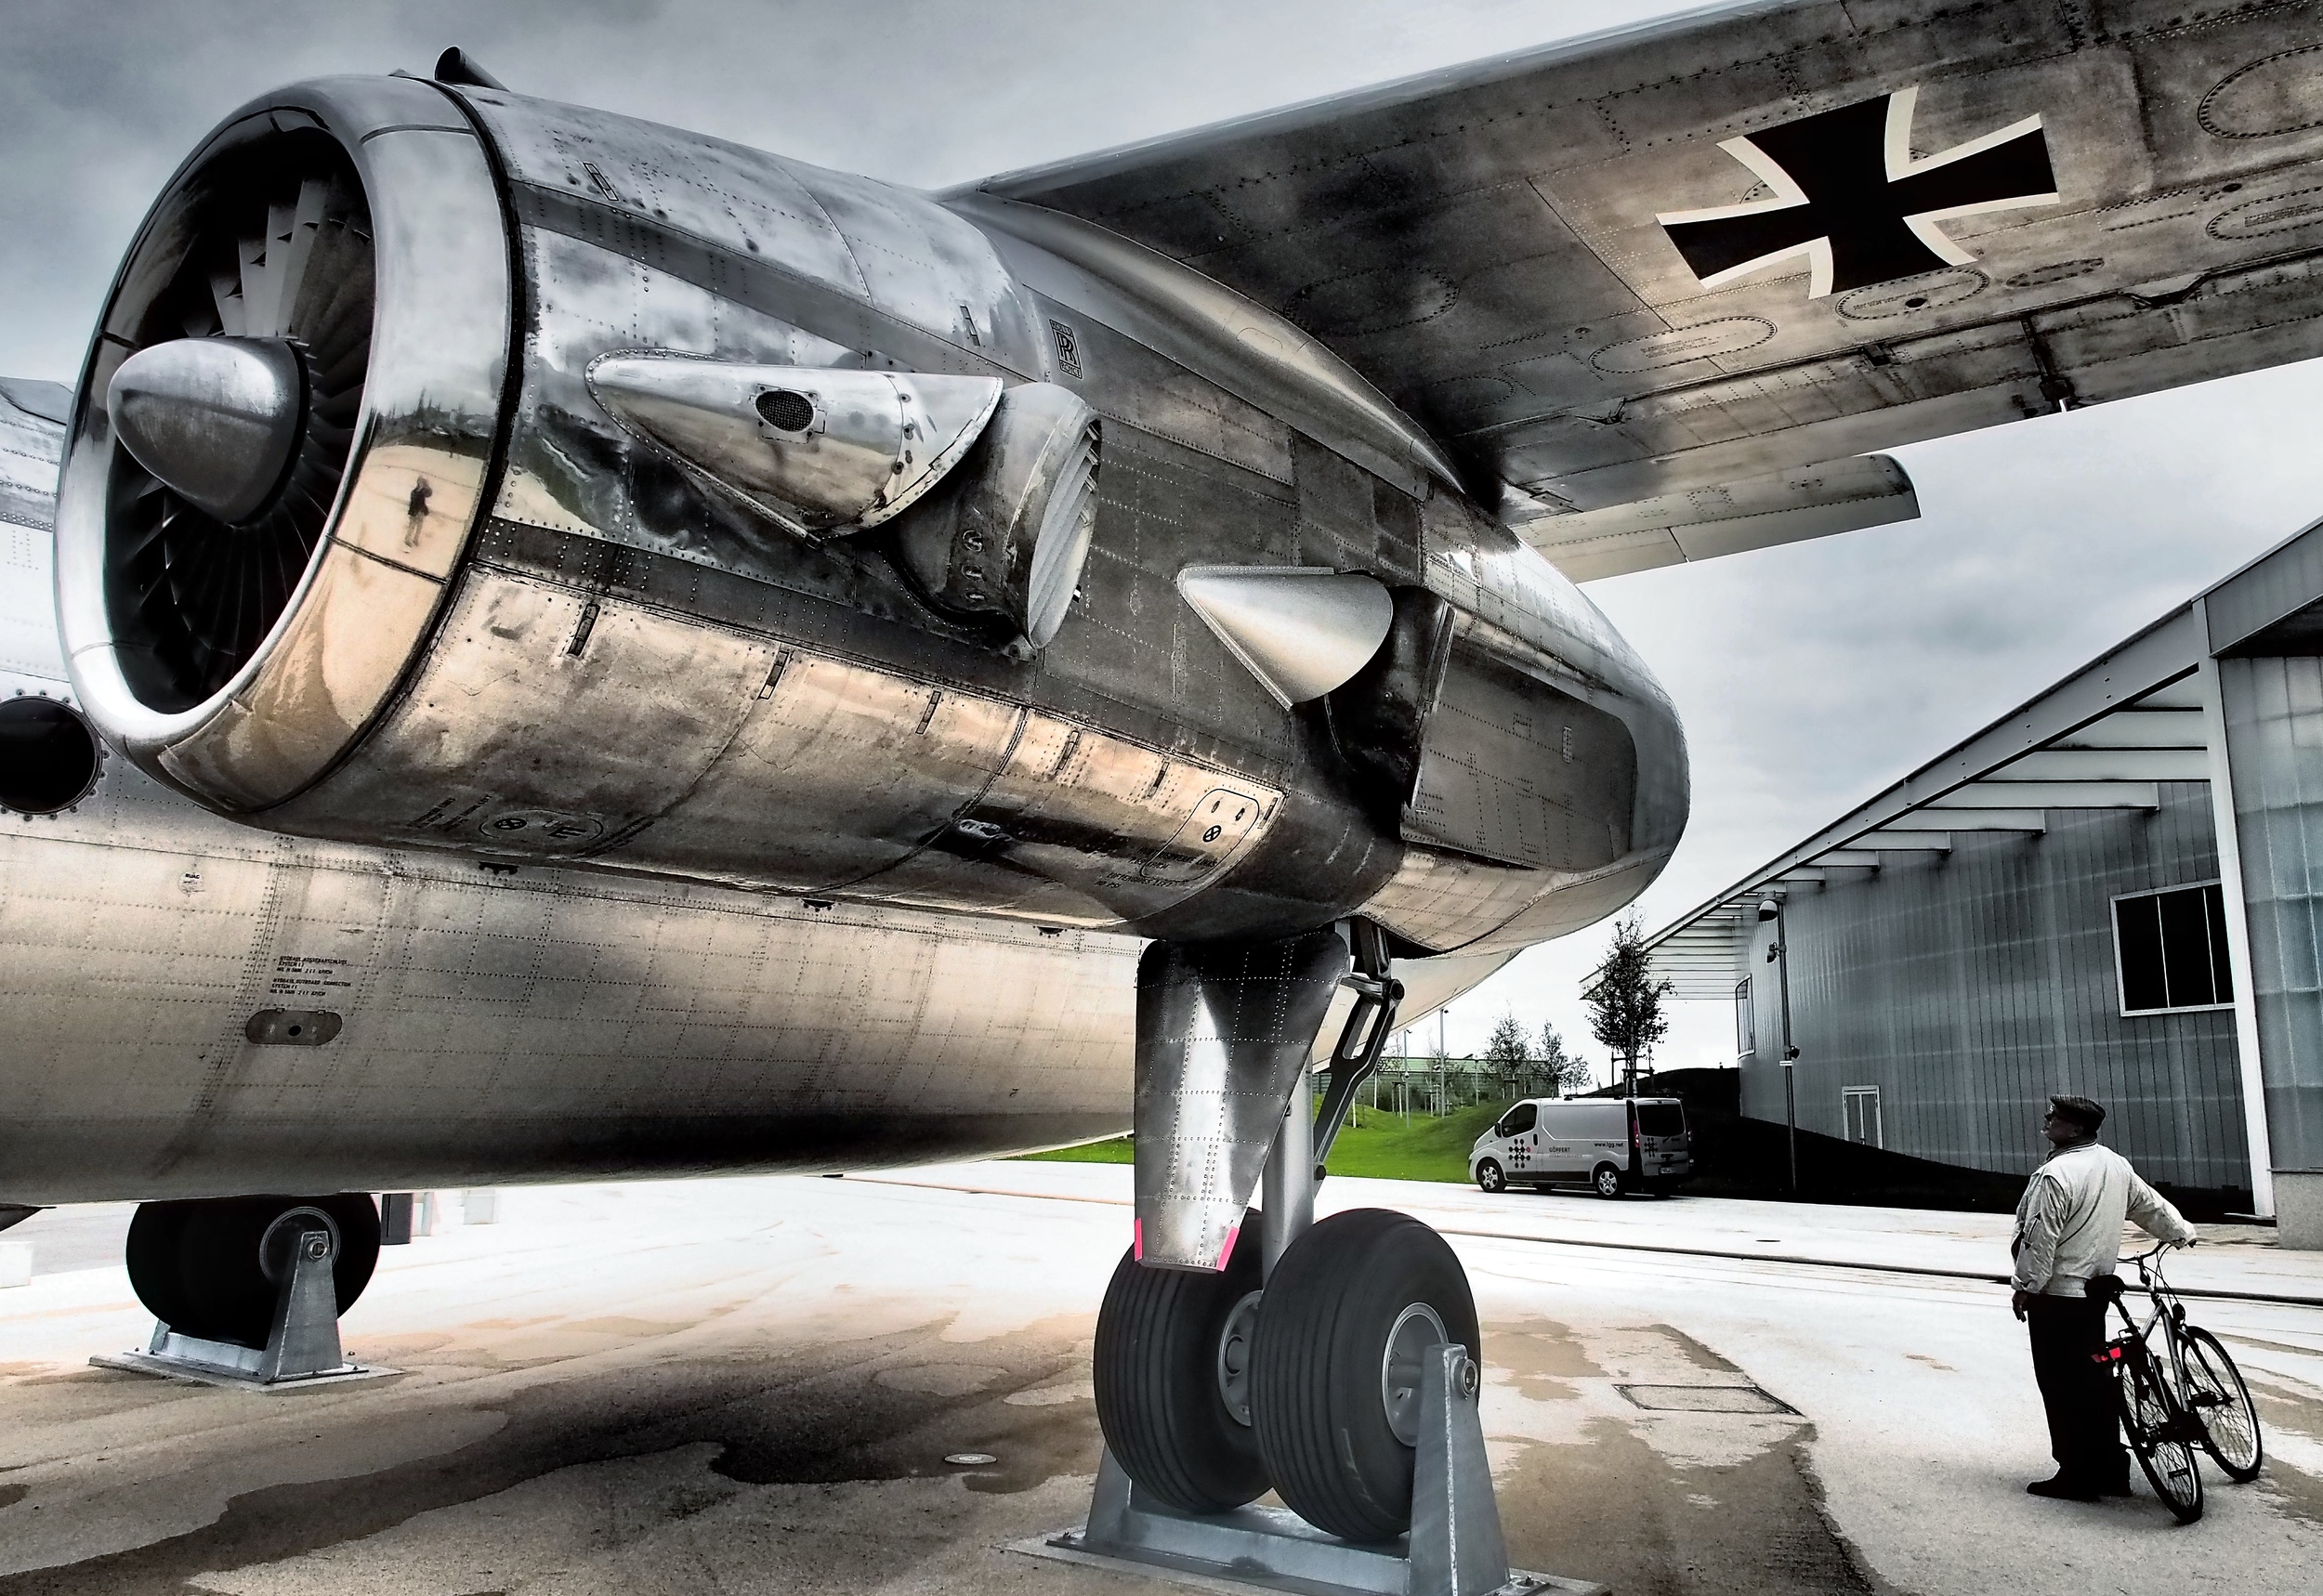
[1,1166,2318,1596]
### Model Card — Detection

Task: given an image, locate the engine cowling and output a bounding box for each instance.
[58,75,510,811]
[56,73,1685,948]
[54,75,1275,935]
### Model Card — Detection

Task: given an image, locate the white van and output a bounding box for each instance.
[1469,1096,1693,1197]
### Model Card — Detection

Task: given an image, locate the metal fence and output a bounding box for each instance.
[1336,1056,1579,1122]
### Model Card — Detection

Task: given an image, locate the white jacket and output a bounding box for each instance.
[2010,1141,2196,1298]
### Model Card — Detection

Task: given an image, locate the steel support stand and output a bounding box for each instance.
[1017,1344,1597,1596]
[95,1216,389,1389]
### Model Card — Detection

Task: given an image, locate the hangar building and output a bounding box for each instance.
[1633,520,2323,1247]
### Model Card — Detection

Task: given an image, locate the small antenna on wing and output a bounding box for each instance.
[433,47,509,91]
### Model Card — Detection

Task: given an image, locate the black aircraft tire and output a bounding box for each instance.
[1092,1215,1268,1513]
[1249,1209,1480,1542]
[125,1195,383,1349]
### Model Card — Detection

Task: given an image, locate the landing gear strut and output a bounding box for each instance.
[1057,923,1581,1596]
[100,1194,388,1387]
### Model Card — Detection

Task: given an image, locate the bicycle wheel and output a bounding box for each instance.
[2119,1349,2204,1524]
[2180,1326,2263,1483]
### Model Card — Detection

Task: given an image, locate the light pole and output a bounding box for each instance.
[1757,896,1802,1193]
[1437,1007,1450,1119]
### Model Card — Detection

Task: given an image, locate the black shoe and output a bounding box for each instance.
[2027,1474,2103,1501]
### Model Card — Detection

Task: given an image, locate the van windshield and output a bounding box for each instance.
[1635,1104,1686,1137]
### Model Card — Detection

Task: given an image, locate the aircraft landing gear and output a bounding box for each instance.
[1057,924,1580,1596]
[101,1194,388,1387]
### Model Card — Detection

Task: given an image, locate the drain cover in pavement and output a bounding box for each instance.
[1617,1383,1797,1415]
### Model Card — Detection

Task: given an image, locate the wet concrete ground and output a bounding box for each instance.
[2,1168,2319,1596]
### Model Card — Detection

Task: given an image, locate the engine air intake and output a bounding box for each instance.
[54,76,512,813]
[102,136,372,714]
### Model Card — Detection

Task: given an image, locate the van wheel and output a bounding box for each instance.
[1591,1164,1625,1199]
[1475,1159,1505,1194]
[1249,1210,1479,1541]
[1092,1213,1268,1514]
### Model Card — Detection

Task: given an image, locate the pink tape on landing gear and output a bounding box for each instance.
[1133,1216,1143,1261]
[1215,1223,1240,1271]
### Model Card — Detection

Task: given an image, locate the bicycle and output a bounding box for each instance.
[2091,1242,2264,1524]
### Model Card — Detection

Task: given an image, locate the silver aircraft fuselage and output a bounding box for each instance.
[0,73,1686,1207]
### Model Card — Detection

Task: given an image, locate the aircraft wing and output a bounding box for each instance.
[0,379,68,686]
[0,379,66,533]
[966,0,2323,578]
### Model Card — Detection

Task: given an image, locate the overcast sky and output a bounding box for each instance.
[9,0,2323,1082]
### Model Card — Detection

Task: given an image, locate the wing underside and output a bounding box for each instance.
[969,0,2323,578]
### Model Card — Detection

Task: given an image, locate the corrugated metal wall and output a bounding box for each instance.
[2219,655,2323,1175]
[1737,781,2249,1195]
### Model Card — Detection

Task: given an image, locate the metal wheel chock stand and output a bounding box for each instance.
[1017,1343,1593,1596]
[94,1214,390,1390]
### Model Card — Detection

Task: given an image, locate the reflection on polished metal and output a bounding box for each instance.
[1022,1351,1578,1596]
[588,356,1004,535]
[944,191,1459,497]
[1177,567,1396,708]
[109,339,305,524]
[1134,931,1350,1272]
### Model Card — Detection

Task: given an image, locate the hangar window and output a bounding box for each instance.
[1843,1086,1883,1148]
[2113,883,2233,1015]
[1735,977,1755,1057]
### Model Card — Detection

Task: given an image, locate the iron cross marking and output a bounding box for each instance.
[1657,88,2057,299]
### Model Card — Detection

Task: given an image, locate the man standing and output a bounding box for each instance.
[2011,1093,2198,1500]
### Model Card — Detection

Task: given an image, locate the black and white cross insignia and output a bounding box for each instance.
[1656,88,2057,299]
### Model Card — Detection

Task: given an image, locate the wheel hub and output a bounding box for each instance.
[257,1205,340,1284]
[1216,1289,1263,1427]
[1380,1301,1449,1446]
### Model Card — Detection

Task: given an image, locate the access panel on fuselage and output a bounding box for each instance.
[1403,645,1636,872]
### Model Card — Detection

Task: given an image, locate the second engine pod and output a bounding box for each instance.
[587,355,1004,536]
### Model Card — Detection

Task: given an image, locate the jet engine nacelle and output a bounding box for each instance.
[55,72,1686,948]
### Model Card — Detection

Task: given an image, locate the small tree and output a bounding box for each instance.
[1584,915,1673,1097]
[1538,1022,1592,1096]
[1485,1011,1529,1098]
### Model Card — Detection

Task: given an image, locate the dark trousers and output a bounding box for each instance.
[2025,1293,2125,1485]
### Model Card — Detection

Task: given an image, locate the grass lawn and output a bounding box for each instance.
[1013,1099,1508,1185]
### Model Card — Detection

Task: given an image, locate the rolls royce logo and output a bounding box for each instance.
[1656,88,2058,299]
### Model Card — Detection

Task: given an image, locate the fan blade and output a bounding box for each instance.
[208,264,247,336]
[236,225,273,339]
[265,177,331,338]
